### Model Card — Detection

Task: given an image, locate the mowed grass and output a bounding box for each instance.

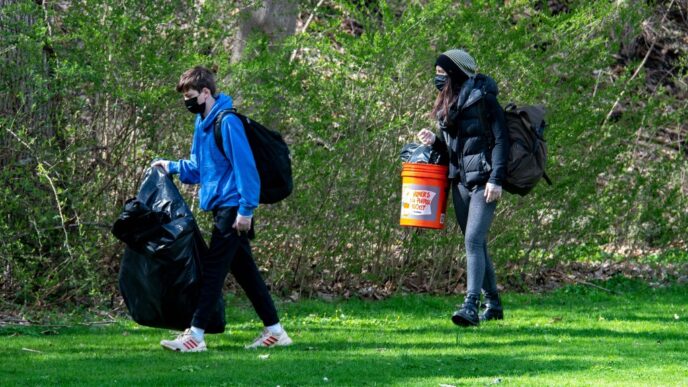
[1,279,686,386]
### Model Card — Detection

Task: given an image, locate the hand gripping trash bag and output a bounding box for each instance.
[112,167,225,333]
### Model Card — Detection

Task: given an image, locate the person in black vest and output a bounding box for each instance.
[417,49,509,326]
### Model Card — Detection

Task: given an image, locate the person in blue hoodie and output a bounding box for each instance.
[417,49,509,327]
[152,66,292,352]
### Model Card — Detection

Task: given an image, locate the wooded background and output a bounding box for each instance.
[1,0,686,308]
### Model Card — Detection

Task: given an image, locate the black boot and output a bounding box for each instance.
[452,294,480,327]
[480,293,504,322]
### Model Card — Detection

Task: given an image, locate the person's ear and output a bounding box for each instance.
[202,87,210,98]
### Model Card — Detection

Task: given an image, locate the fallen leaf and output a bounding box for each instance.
[177,365,201,373]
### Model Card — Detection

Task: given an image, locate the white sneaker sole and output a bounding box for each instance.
[245,336,293,349]
[160,342,207,352]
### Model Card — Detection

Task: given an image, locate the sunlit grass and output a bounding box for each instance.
[2,279,686,386]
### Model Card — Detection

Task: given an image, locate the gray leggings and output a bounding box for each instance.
[452,181,498,297]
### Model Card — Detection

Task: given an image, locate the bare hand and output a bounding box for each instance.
[150,160,170,173]
[484,183,502,203]
[233,214,252,234]
[417,129,436,146]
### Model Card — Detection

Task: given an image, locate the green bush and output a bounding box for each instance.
[1,0,685,306]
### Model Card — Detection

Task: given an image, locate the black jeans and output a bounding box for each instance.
[452,181,499,298]
[191,207,279,330]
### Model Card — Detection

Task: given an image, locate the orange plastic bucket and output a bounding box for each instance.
[400,163,449,229]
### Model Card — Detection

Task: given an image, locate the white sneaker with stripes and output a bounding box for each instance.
[245,328,293,349]
[160,329,207,352]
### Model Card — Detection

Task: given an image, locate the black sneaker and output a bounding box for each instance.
[480,292,503,322]
[451,296,480,327]
[479,304,504,321]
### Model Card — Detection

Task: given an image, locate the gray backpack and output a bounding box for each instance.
[502,103,552,196]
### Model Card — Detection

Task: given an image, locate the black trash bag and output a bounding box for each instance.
[112,167,225,333]
[400,143,447,165]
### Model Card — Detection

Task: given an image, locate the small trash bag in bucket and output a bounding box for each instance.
[112,167,225,333]
[399,143,447,165]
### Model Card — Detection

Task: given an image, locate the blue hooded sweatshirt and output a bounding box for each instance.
[168,93,259,216]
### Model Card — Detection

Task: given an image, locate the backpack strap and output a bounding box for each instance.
[213,108,238,160]
[479,84,496,150]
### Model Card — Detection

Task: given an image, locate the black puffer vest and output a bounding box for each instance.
[435,74,501,188]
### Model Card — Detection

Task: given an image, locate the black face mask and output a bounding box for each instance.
[184,96,205,114]
[434,75,448,91]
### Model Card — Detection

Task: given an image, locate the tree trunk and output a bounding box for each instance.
[0,0,59,165]
[231,0,298,63]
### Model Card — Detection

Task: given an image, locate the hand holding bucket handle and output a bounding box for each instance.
[417,129,436,146]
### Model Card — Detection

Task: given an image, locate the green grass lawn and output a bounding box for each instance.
[2,279,686,386]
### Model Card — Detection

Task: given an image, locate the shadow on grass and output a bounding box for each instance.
[3,347,596,386]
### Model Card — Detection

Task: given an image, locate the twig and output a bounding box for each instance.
[37,163,75,261]
[5,126,75,262]
[21,348,43,354]
[29,216,44,253]
[555,270,619,294]
[601,0,676,127]
[592,70,603,99]
[0,45,16,56]
[4,127,32,153]
[289,0,325,63]
[40,0,52,37]
[571,278,617,293]
[2,320,117,328]
[300,0,324,35]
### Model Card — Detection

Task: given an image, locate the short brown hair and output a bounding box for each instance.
[176,66,216,95]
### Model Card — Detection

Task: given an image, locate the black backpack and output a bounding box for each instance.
[502,103,552,196]
[214,109,293,204]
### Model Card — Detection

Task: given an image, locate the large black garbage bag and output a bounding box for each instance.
[400,143,447,165]
[112,167,225,333]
